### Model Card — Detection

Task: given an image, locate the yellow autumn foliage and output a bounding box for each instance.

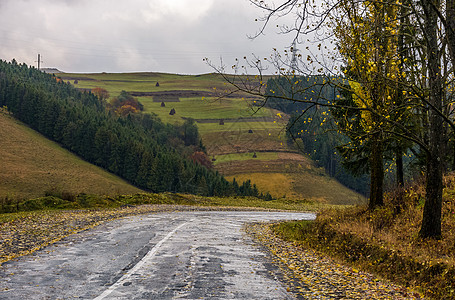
[333,0,402,132]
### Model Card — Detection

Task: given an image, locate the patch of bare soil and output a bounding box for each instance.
[277,152,311,161]
[203,131,288,155]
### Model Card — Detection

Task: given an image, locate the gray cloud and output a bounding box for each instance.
[0,0,297,74]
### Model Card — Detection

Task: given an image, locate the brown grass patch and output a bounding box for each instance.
[289,171,366,205]
[217,158,310,175]
[0,113,141,200]
[225,168,365,206]
[202,129,288,156]
[249,223,422,299]
[273,173,455,299]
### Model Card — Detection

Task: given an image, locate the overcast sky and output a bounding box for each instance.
[0,0,299,74]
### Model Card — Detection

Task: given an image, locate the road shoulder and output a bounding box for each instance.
[245,223,422,299]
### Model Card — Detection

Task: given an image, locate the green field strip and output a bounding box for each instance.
[61,72,232,95]
[213,152,279,164]
[141,97,269,119]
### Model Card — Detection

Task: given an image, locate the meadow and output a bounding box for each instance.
[139,96,273,124]
[0,112,142,201]
[62,72,236,94]
[60,72,364,205]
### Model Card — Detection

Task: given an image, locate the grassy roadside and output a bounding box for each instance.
[271,174,455,299]
[246,223,421,299]
[0,192,322,214]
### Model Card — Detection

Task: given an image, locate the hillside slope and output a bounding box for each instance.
[61,72,366,205]
[0,112,142,200]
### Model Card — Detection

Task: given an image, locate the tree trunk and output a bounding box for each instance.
[445,0,455,171]
[395,148,405,212]
[446,0,455,65]
[396,149,404,187]
[421,152,443,238]
[419,0,443,239]
[368,2,385,210]
[453,142,455,171]
[393,1,406,210]
[390,148,405,213]
[369,136,384,209]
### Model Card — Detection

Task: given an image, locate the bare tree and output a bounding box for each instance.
[207,0,454,238]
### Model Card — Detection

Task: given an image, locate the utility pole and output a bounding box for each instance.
[36,54,43,70]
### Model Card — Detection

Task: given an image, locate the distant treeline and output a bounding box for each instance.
[0,60,270,199]
[263,76,369,195]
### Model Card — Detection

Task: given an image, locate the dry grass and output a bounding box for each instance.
[217,156,312,175]
[202,128,288,155]
[247,223,422,299]
[224,156,366,206]
[0,113,141,200]
[273,173,455,299]
[318,176,455,266]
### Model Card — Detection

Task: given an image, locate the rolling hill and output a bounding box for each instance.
[0,111,142,200]
[60,72,366,205]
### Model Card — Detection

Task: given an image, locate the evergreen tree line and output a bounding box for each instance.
[287,113,370,195]
[263,76,369,195]
[0,60,270,199]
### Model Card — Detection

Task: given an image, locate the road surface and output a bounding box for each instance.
[0,211,314,299]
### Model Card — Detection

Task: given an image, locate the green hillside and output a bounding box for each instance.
[2,62,262,199]
[61,72,366,205]
[0,111,142,200]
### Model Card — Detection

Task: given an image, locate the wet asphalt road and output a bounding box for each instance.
[0,211,315,299]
